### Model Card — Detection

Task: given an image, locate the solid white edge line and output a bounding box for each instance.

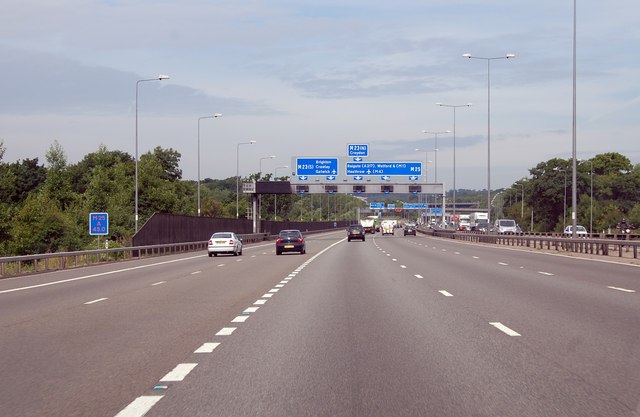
[0,254,207,295]
[160,363,198,382]
[194,342,220,353]
[607,286,636,293]
[84,298,108,305]
[490,322,521,336]
[114,395,164,417]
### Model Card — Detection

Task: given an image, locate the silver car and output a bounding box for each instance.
[208,232,243,257]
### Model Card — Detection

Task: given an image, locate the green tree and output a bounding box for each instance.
[10,193,82,254]
[43,140,75,209]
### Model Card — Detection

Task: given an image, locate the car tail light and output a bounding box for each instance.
[229,239,234,245]
[208,240,213,245]
[297,238,303,243]
[276,239,282,244]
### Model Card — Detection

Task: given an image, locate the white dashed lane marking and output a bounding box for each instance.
[84,298,108,305]
[194,343,220,353]
[191,271,201,275]
[538,271,554,276]
[439,290,453,297]
[152,281,166,286]
[414,274,424,279]
[490,322,521,337]
[254,299,267,305]
[607,286,636,293]
[216,327,236,336]
[114,396,164,417]
[231,315,249,323]
[160,363,198,382]
[498,262,509,266]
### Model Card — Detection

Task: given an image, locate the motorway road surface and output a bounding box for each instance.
[1,231,639,417]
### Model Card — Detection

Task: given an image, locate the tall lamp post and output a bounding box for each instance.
[274,165,289,221]
[258,155,276,222]
[236,140,256,219]
[514,182,524,223]
[135,74,169,233]
[463,52,515,226]
[421,130,450,183]
[197,113,222,216]
[436,103,472,216]
[415,149,432,222]
[554,167,568,230]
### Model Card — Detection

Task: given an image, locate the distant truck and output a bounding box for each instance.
[360,218,376,234]
[381,220,395,235]
[469,212,489,231]
[458,214,471,231]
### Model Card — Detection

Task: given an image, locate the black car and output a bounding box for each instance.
[276,229,306,255]
[404,223,417,236]
[347,224,366,242]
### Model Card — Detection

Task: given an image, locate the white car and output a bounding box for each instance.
[563,225,588,237]
[208,232,243,257]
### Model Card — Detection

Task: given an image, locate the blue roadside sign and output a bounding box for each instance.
[89,212,109,235]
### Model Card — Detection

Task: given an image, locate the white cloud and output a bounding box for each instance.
[1,0,638,189]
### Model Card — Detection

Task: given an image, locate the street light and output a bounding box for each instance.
[274,165,289,221]
[415,149,432,221]
[259,155,276,178]
[554,167,568,230]
[236,140,256,219]
[135,74,169,233]
[463,52,515,225]
[257,155,276,222]
[514,182,524,222]
[436,103,472,216]
[421,130,450,183]
[197,113,222,216]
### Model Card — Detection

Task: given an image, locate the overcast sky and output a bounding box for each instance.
[1,0,638,190]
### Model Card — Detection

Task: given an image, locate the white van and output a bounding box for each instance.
[494,219,518,233]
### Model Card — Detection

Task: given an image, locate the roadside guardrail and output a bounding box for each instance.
[425,229,639,260]
[0,233,269,278]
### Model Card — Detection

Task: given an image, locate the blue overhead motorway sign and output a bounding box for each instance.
[347,144,369,157]
[346,161,422,177]
[370,202,385,209]
[295,158,338,176]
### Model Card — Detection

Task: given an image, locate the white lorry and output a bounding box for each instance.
[458,214,471,231]
[381,220,395,235]
[469,212,489,231]
[360,218,376,234]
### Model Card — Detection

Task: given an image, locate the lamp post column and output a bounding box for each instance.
[436,103,471,217]
[197,113,222,217]
[463,53,515,225]
[135,75,169,233]
[236,140,256,219]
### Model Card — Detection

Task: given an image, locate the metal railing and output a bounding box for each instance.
[425,229,639,260]
[0,233,269,278]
